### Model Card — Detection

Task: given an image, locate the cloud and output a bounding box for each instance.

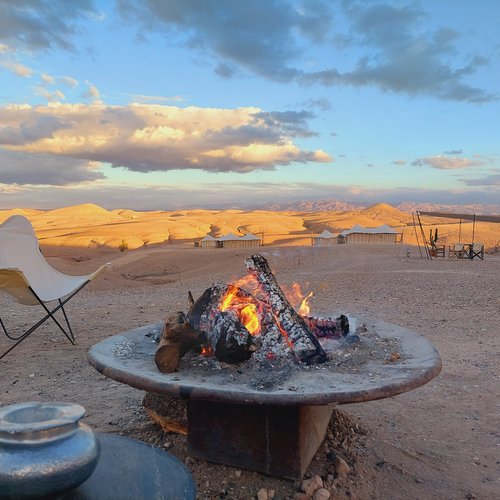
[83,81,101,102]
[253,110,318,138]
[0,150,104,185]
[392,160,406,165]
[443,149,462,155]
[0,114,69,145]
[59,76,79,87]
[302,3,494,102]
[115,0,495,103]
[460,173,500,187]
[117,0,308,82]
[412,155,486,170]
[1,60,33,77]
[41,73,55,84]
[0,1,96,52]
[34,86,66,103]
[0,103,331,173]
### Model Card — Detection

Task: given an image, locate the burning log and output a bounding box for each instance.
[210,310,256,363]
[245,254,327,364]
[303,314,349,338]
[187,285,257,363]
[155,311,207,373]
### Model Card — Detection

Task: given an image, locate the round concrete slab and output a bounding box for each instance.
[88,317,441,406]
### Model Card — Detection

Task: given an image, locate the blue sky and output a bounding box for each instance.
[0,0,499,210]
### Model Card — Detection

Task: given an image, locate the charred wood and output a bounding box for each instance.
[187,285,257,363]
[303,314,349,338]
[210,310,256,363]
[155,311,207,373]
[245,254,327,364]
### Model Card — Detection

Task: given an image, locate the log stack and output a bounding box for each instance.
[154,254,348,372]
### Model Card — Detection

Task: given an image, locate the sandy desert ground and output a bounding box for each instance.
[0,206,499,499]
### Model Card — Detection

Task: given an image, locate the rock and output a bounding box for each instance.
[334,456,351,476]
[313,488,331,500]
[302,475,323,496]
[294,494,309,500]
[389,352,400,363]
[234,470,242,478]
[257,487,269,500]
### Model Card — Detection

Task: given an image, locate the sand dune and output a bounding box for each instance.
[0,203,498,252]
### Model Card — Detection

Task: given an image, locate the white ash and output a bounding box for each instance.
[113,339,137,359]
[250,325,294,365]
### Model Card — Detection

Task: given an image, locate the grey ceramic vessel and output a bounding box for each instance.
[0,402,100,499]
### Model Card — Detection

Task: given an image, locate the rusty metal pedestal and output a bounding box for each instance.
[188,401,332,479]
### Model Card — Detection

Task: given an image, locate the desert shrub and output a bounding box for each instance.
[118,239,128,252]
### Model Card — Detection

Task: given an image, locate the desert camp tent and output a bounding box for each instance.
[313,229,337,246]
[338,224,400,244]
[200,234,218,248]
[197,232,261,248]
[218,232,261,248]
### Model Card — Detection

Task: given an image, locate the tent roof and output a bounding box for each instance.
[218,232,242,241]
[340,224,397,235]
[240,233,260,240]
[417,211,500,223]
[201,234,216,241]
[317,229,335,238]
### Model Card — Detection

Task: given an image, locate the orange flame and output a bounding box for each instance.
[283,283,314,317]
[240,304,260,335]
[299,291,314,317]
[220,278,261,335]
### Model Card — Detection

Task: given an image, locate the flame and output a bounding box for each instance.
[299,291,314,317]
[240,304,260,335]
[220,278,261,335]
[283,283,314,317]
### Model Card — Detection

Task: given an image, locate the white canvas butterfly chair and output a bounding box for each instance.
[0,215,110,360]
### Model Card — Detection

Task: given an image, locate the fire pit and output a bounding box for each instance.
[88,254,442,479]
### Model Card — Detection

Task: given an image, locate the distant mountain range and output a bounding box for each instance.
[259,200,500,215]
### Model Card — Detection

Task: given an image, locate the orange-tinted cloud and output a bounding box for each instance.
[0,103,331,173]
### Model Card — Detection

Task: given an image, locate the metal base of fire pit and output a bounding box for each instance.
[88,317,441,479]
[188,401,333,479]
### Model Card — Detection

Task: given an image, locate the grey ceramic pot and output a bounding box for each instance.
[0,402,100,499]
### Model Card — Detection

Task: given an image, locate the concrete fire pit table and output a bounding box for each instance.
[88,317,441,480]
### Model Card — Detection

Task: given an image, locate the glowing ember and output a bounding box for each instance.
[201,346,213,357]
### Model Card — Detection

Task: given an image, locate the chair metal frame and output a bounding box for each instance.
[448,244,464,259]
[470,244,484,260]
[0,280,93,360]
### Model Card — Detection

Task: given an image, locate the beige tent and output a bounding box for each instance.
[197,232,261,248]
[199,234,218,248]
[338,224,400,244]
[313,229,337,246]
[218,232,261,248]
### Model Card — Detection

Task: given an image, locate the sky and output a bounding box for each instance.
[0,0,499,210]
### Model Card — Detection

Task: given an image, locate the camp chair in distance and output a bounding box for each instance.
[470,243,484,260]
[448,244,464,259]
[0,215,110,360]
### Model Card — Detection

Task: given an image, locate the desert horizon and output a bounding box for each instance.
[1,202,498,255]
